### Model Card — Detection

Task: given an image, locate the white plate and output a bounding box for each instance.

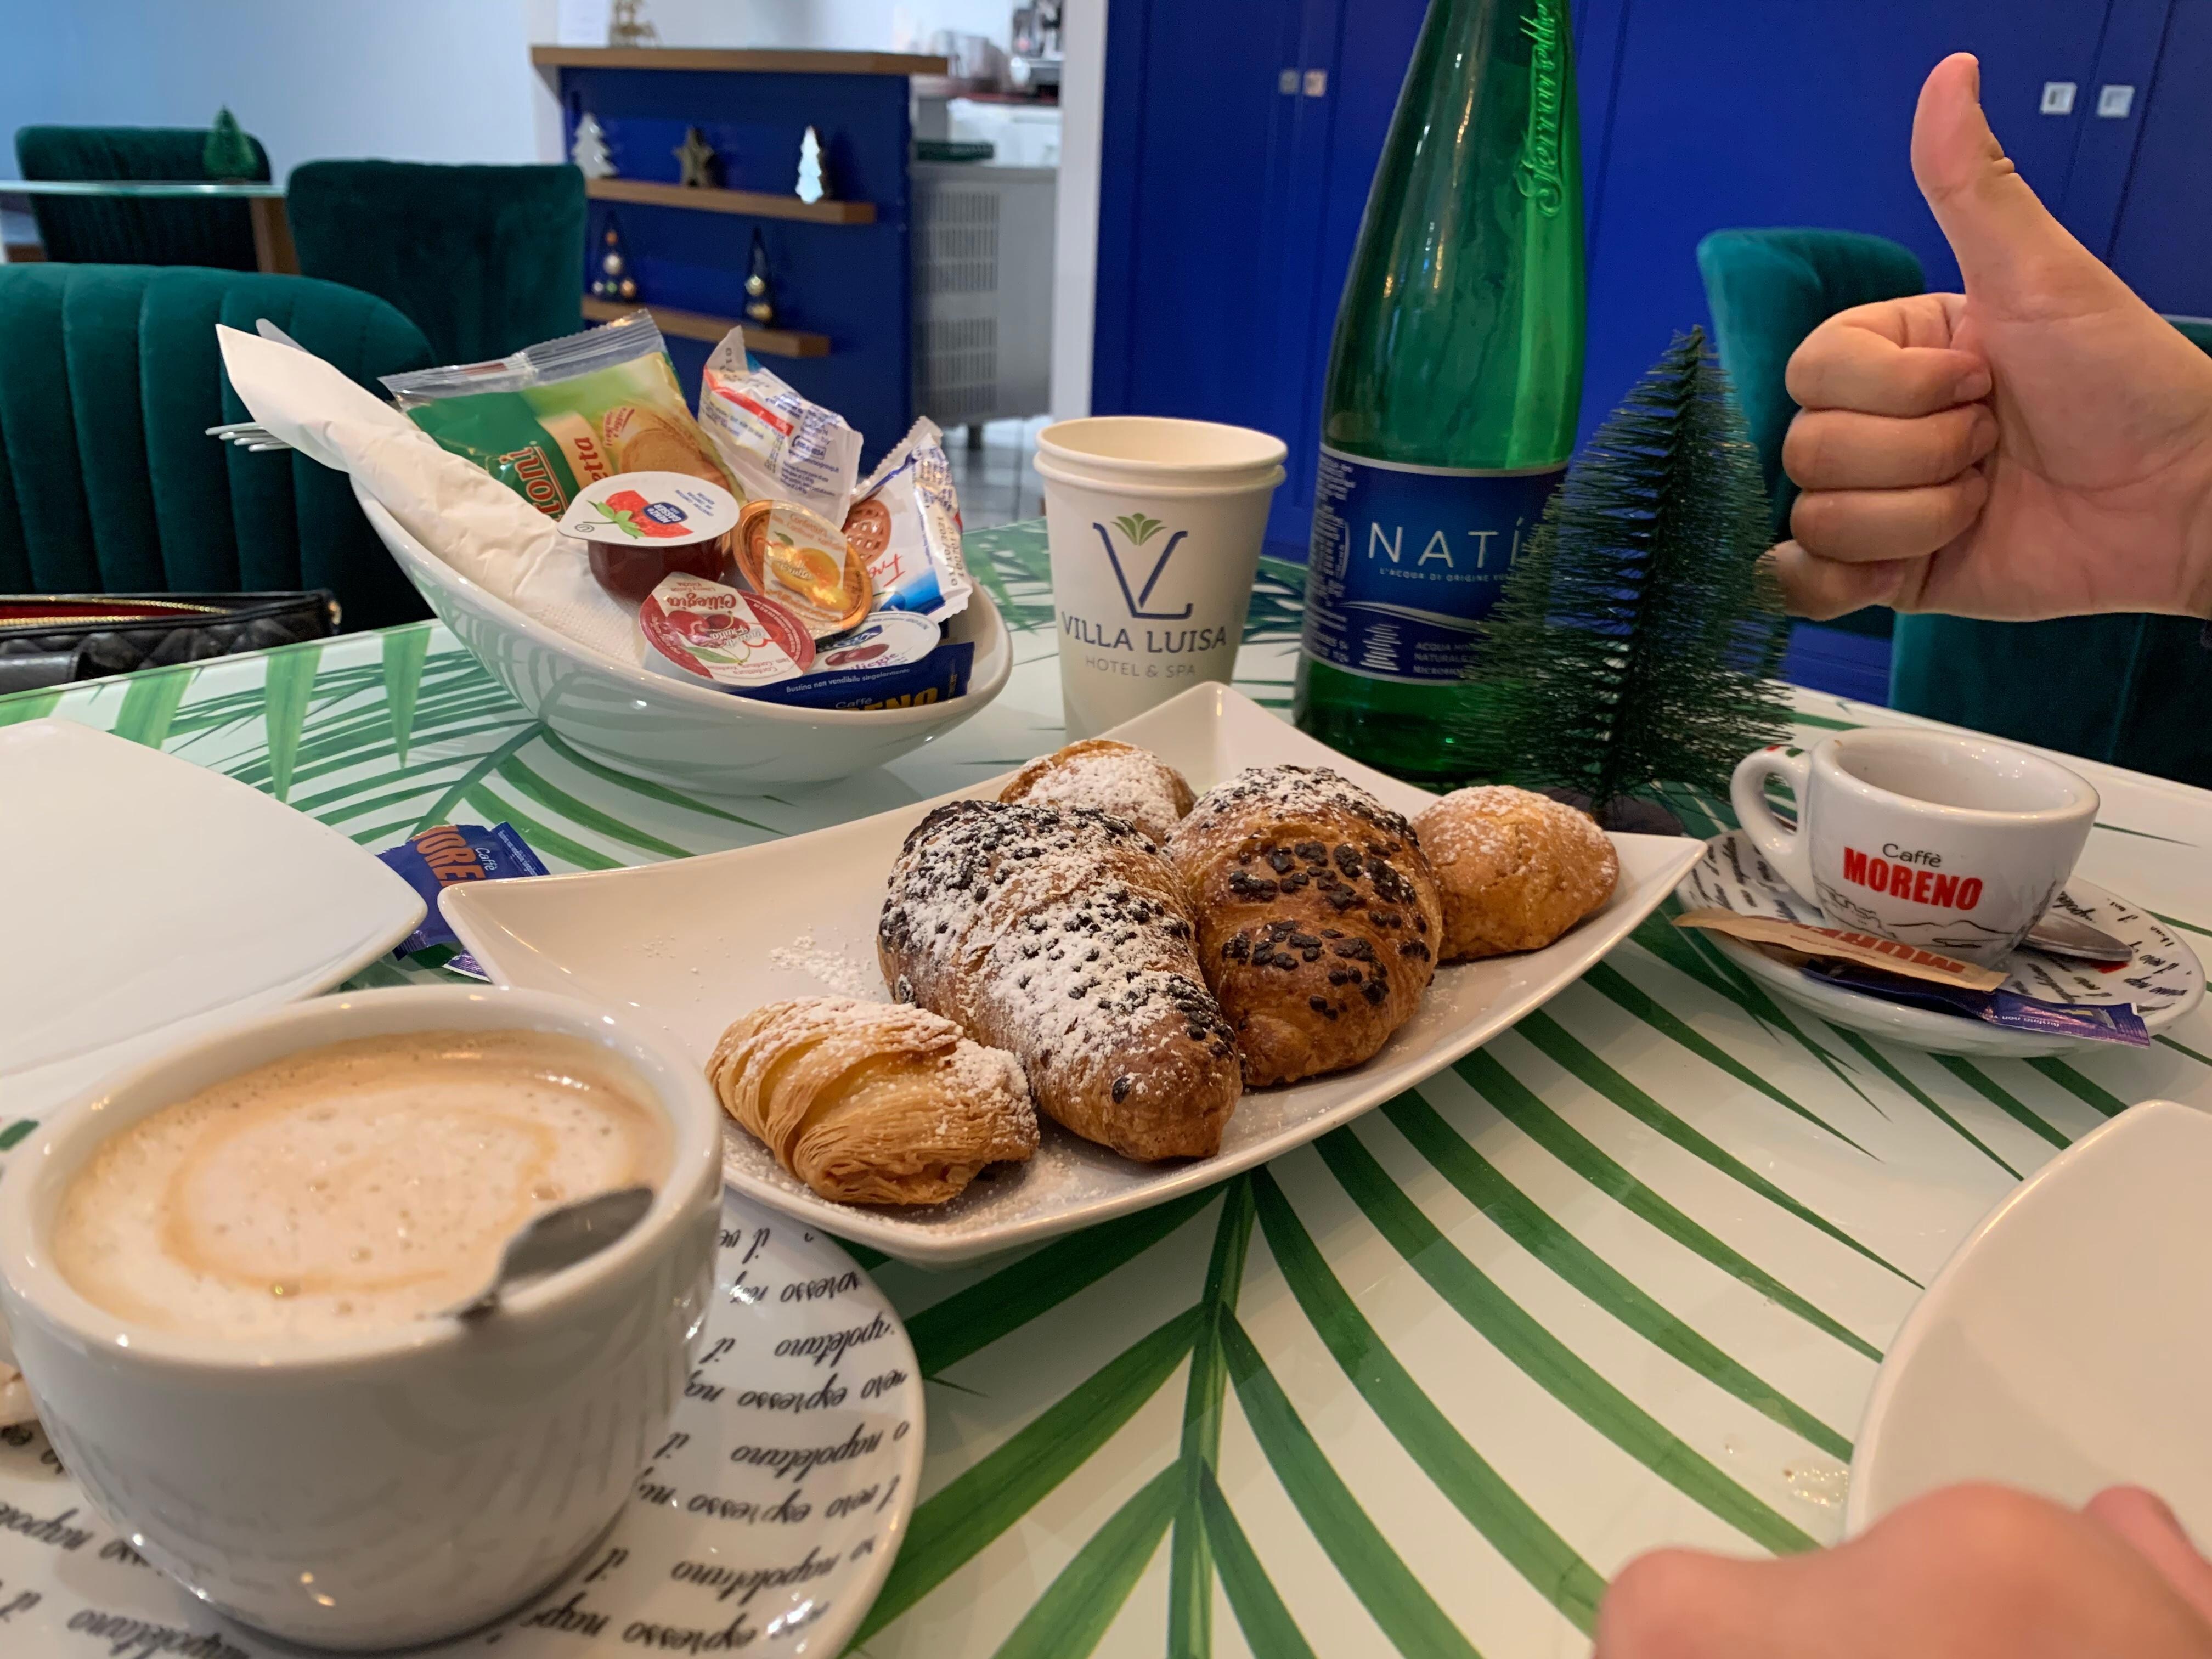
[0,1187,922,1656]
[0,719,425,1118]
[1676,830,2205,1057]
[447,684,1705,1265]
[1848,1098,2212,1536]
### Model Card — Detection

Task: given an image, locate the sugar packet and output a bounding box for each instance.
[1803,960,2151,1046]
[376,822,550,979]
[1673,909,2007,991]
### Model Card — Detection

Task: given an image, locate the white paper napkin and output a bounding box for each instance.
[216,326,643,664]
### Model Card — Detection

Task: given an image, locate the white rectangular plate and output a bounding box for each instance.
[1,719,427,1120]
[447,685,1703,1264]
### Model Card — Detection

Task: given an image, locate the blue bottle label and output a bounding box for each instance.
[1302,448,1566,684]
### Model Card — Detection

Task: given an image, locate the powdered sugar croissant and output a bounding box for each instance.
[878,800,1242,1161]
[708,997,1036,1205]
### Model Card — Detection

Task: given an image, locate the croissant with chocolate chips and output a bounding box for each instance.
[878,800,1243,1161]
[1167,765,1443,1086]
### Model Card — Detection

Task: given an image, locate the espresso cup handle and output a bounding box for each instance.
[1730,744,1818,902]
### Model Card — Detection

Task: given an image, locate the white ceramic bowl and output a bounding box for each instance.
[1848,1098,2212,1538]
[360,486,1013,795]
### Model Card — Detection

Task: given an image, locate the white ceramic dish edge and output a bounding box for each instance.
[1846,1098,2203,1536]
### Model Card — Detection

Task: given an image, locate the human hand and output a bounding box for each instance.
[1594,1482,2212,1658]
[1771,53,2212,622]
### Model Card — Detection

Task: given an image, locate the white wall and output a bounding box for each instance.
[1049,0,1104,419]
[575,0,1013,53]
[0,0,561,179]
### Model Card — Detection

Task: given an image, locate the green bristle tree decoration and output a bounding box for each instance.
[203,108,255,182]
[1471,326,1792,827]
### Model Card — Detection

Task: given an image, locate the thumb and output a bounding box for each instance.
[1911,53,2102,310]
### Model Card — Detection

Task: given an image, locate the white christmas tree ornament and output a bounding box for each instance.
[571,112,615,179]
[796,126,828,204]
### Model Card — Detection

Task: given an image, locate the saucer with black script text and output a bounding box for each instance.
[1677,830,2204,1057]
[0,1188,922,1656]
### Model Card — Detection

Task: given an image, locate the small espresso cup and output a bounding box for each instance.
[1730,729,2098,968]
[0,985,723,1650]
[1035,416,1287,738]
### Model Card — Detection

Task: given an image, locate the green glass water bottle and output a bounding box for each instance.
[1293,0,1585,783]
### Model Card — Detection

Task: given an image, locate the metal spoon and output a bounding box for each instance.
[2024,910,2135,966]
[445,1185,656,1323]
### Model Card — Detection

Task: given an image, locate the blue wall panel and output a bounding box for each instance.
[557,66,913,470]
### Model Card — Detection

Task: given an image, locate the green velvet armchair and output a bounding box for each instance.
[1700,227,2212,788]
[0,265,435,630]
[15,125,272,269]
[1697,228,1923,646]
[286,161,586,364]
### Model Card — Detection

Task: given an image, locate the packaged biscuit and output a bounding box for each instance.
[697,332,862,517]
[847,419,972,620]
[384,313,740,515]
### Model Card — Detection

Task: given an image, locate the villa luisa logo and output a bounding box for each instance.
[1095,513,1192,619]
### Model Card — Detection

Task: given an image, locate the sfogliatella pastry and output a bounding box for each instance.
[1169,765,1443,1086]
[998,739,1196,844]
[1415,786,1618,961]
[879,801,1242,1161]
[708,997,1036,1205]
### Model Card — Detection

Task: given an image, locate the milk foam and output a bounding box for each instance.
[52,1030,669,1341]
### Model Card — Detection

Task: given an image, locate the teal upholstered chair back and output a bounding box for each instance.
[286,161,586,364]
[1891,317,2212,789]
[15,125,272,270]
[0,265,435,631]
[1696,228,1926,543]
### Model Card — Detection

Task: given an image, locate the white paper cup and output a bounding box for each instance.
[1035,417,1286,738]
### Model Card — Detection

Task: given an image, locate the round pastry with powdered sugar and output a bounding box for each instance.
[998,739,1197,844]
[1167,765,1443,1087]
[1415,786,1618,961]
[878,800,1242,1162]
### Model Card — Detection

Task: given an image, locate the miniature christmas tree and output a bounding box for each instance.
[1470,326,1792,827]
[796,127,828,204]
[202,108,255,181]
[571,111,615,179]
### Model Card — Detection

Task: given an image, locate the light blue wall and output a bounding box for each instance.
[0,0,557,179]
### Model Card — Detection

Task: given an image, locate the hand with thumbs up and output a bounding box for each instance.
[1773,53,2212,622]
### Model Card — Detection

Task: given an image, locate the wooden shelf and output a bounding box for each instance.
[582,297,829,358]
[585,176,875,225]
[533,45,946,76]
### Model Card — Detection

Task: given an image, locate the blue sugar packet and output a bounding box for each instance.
[376,822,549,976]
[1806,960,2151,1046]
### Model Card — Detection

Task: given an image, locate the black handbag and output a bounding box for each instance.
[0,591,341,693]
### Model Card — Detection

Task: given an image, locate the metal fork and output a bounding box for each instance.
[205,318,309,452]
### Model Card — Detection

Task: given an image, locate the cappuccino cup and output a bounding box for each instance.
[1730,729,2098,968]
[0,986,722,1650]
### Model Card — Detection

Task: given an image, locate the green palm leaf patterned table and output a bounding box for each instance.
[8,521,2211,1657]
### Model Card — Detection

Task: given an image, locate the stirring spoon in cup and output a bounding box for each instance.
[445,1185,656,1322]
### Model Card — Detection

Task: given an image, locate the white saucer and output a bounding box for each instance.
[1849,1098,2212,1535]
[0,1188,922,1656]
[1675,831,2204,1057]
[0,719,426,1120]
[445,684,1705,1265]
